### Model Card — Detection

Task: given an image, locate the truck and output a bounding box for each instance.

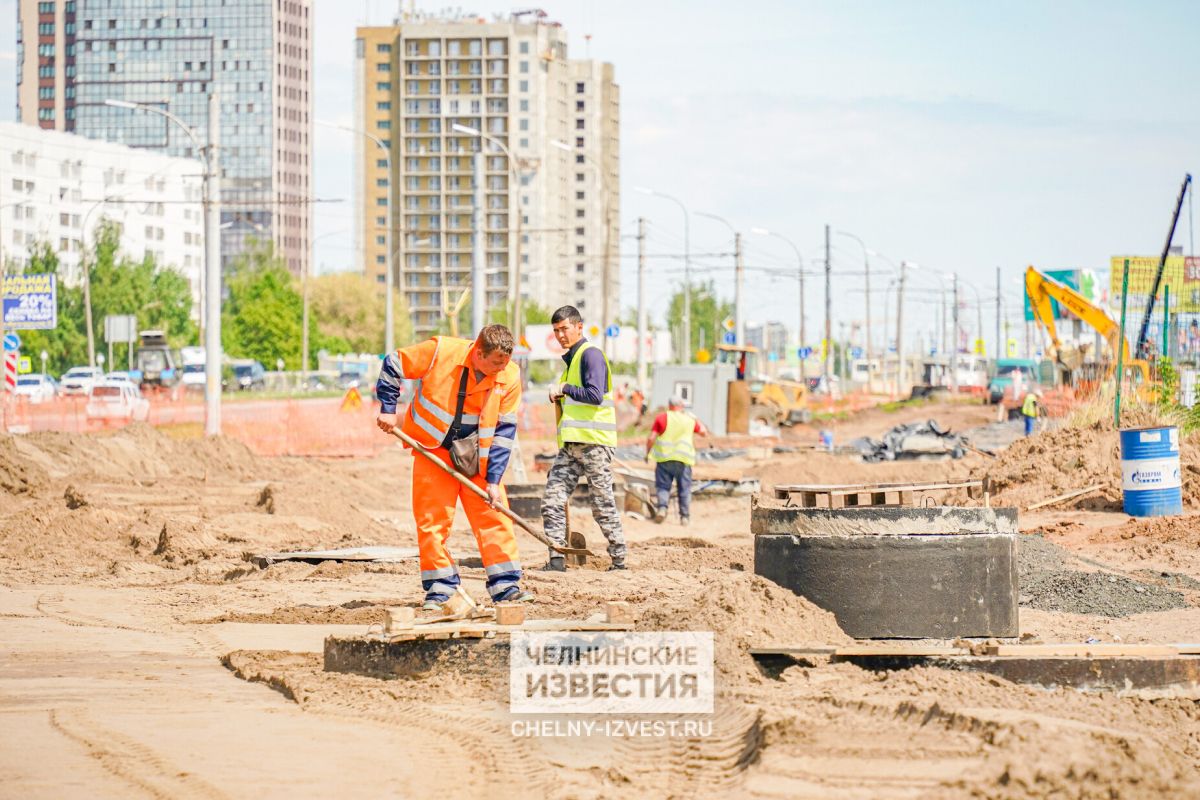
[131,330,181,391]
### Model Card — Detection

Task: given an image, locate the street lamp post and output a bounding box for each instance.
[106,94,222,436]
[317,120,394,355]
[837,231,872,387]
[696,212,742,348]
[636,187,691,363]
[750,228,806,378]
[453,124,524,341]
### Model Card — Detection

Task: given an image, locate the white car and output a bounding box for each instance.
[60,366,105,396]
[105,371,137,385]
[181,362,206,391]
[13,374,58,403]
[86,380,150,422]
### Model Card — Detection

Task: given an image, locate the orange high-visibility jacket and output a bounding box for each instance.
[383,336,521,483]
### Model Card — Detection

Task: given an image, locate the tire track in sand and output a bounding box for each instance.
[48,707,228,800]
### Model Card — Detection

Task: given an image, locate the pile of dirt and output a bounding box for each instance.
[1018,534,1187,616]
[0,435,50,494]
[985,418,1200,509]
[638,572,850,685]
[206,597,409,625]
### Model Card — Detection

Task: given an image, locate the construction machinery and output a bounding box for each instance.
[1025,266,1150,387]
[716,344,812,426]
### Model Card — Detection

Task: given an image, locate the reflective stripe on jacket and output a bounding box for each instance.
[652,410,697,465]
[557,341,617,448]
[384,336,522,483]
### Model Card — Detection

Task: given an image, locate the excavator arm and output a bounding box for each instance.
[1024,266,1131,365]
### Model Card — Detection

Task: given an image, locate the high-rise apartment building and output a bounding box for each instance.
[15,0,313,276]
[355,11,619,338]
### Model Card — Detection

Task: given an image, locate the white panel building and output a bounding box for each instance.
[0,122,205,310]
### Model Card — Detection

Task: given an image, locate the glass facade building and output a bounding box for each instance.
[16,0,313,275]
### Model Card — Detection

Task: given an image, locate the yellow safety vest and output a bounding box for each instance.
[652,410,696,466]
[1021,393,1038,417]
[557,341,618,448]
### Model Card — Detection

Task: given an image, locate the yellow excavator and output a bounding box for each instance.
[1024,266,1150,386]
[716,344,812,427]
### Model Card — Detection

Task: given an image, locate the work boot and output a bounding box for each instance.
[680,516,690,527]
[494,587,535,603]
[541,556,567,572]
[653,507,667,524]
[422,597,447,612]
[607,561,627,571]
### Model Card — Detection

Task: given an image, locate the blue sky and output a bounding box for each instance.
[3,0,1197,349]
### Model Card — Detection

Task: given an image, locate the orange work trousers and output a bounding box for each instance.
[411,447,522,601]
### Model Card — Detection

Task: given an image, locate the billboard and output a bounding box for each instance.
[1,273,57,330]
[1109,256,1200,313]
[1024,269,1081,321]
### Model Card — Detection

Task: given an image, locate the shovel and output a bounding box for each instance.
[388,427,593,557]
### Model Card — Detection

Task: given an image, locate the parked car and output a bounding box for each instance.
[105,371,136,385]
[85,380,150,422]
[60,366,105,396]
[13,374,58,403]
[181,362,207,391]
[224,360,266,391]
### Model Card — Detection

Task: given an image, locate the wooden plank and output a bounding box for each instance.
[899,490,914,506]
[982,643,1182,657]
[1026,483,1105,511]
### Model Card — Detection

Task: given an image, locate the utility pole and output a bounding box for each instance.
[636,217,648,394]
[950,273,959,394]
[896,263,908,397]
[471,150,485,336]
[995,266,1002,360]
[823,224,832,392]
[863,249,872,384]
[203,91,222,437]
[734,232,744,347]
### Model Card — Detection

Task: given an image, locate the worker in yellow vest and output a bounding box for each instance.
[1021,390,1041,437]
[541,306,627,571]
[645,395,708,525]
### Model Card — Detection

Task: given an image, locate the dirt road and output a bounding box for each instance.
[3,401,1199,797]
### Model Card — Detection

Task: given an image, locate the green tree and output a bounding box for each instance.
[309,271,412,354]
[487,300,552,332]
[7,223,196,375]
[222,242,315,369]
[666,281,734,361]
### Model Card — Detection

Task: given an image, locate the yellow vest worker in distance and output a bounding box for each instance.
[375,325,530,608]
[645,395,708,525]
[1021,390,1041,438]
[541,305,628,571]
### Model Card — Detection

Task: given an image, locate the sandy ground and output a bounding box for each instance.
[3,400,1200,798]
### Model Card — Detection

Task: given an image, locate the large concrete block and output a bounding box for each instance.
[754,533,1018,639]
[750,498,1018,537]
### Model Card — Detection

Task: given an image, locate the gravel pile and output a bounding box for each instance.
[1018,534,1187,617]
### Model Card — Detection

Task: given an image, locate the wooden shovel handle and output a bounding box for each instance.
[387,427,593,557]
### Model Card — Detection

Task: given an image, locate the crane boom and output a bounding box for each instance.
[1135,173,1192,357]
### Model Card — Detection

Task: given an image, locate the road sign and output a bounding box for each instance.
[721,316,735,333]
[722,332,736,345]
[851,347,864,359]
[2,273,57,330]
[104,314,138,344]
[797,346,813,359]
[695,348,711,364]
[17,356,31,374]
[587,324,601,337]
[605,325,620,338]
[767,352,778,362]
[3,333,19,352]
[3,353,15,392]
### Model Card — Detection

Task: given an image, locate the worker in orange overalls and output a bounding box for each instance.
[375,324,530,609]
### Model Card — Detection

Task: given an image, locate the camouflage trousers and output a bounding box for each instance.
[541,442,627,563]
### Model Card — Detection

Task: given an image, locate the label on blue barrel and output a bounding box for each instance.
[1139,431,1161,443]
[1122,458,1182,491]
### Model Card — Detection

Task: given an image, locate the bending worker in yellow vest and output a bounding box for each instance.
[541,305,627,571]
[645,395,708,525]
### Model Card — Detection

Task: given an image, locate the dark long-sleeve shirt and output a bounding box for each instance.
[560,338,608,405]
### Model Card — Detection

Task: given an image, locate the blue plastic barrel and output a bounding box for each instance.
[1120,426,1183,517]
